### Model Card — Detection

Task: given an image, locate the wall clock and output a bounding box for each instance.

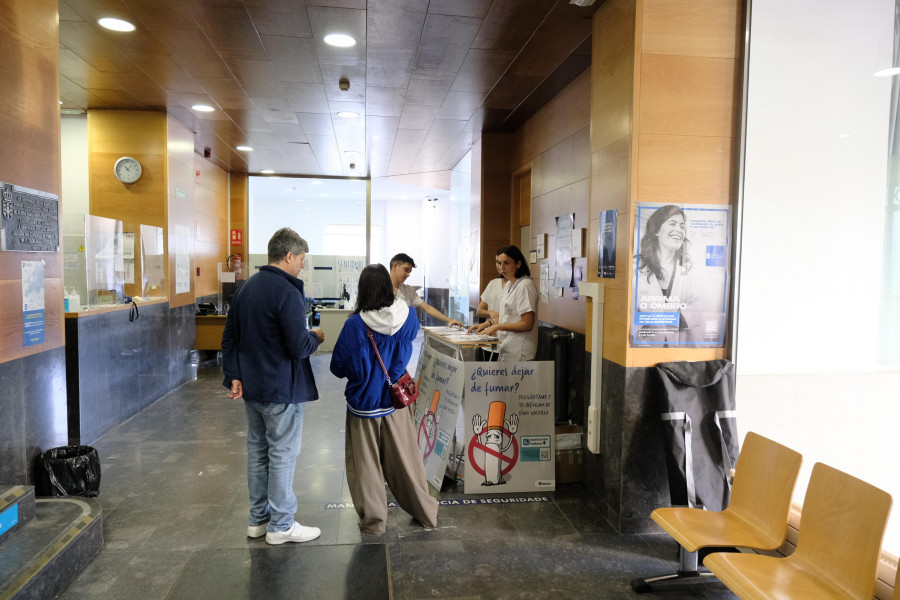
[114,156,142,184]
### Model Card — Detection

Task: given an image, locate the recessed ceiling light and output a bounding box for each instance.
[260,169,275,174]
[192,104,215,112]
[324,33,356,47]
[312,180,322,185]
[874,67,900,77]
[98,17,135,32]
[236,145,253,152]
[337,111,359,119]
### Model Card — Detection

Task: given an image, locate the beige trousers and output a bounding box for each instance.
[345,408,439,534]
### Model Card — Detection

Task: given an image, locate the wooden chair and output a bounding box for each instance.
[706,462,893,599]
[632,432,802,593]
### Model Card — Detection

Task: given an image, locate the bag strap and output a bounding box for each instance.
[365,327,392,385]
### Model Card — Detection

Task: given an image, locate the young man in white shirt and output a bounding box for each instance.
[389,253,463,327]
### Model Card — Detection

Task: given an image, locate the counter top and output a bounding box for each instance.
[65,297,169,318]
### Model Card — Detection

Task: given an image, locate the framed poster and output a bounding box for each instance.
[631,203,731,348]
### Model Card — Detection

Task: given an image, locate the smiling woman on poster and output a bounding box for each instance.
[634,204,700,345]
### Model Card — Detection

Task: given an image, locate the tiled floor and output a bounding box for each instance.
[57,343,737,600]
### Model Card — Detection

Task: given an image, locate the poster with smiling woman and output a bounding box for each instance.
[631,202,731,348]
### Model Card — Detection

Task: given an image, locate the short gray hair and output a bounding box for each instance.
[268,227,309,263]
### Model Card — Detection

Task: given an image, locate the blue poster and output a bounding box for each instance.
[22,260,46,347]
[597,209,617,278]
[631,203,730,348]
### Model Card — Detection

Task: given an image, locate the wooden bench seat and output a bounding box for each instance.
[706,462,893,600]
[632,432,802,593]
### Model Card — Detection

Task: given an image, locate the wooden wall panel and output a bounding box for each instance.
[513,70,591,169]
[635,133,733,205]
[479,133,513,298]
[590,0,636,153]
[89,110,168,299]
[0,0,62,364]
[639,54,738,137]
[642,0,741,59]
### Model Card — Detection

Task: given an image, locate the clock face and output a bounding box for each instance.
[114,157,142,184]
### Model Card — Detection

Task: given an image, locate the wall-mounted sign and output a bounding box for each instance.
[230,229,243,245]
[0,182,59,252]
[630,202,731,348]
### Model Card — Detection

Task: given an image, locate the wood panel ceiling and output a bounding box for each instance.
[58,0,598,180]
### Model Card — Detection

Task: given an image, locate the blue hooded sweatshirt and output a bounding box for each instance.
[330,299,418,418]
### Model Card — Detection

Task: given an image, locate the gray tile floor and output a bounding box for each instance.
[57,344,737,600]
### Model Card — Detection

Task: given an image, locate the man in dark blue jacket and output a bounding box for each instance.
[221,227,325,545]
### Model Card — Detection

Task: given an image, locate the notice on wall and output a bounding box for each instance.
[413,344,465,491]
[553,213,574,288]
[463,362,555,494]
[539,261,550,303]
[0,182,59,252]
[631,203,731,348]
[22,260,45,347]
[597,209,617,278]
[174,224,191,294]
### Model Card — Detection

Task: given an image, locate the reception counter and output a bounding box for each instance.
[65,298,197,445]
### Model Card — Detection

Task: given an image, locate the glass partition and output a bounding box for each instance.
[140,224,166,299]
[85,214,125,308]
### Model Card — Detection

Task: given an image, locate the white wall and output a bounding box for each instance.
[738,0,900,551]
[60,115,89,235]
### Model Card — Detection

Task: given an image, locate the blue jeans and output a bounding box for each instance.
[245,401,304,533]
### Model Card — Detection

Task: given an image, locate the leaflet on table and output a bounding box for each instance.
[424,326,498,343]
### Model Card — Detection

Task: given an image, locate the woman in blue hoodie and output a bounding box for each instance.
[330,264,439,534]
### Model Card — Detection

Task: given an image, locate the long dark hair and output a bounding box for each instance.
[496,245,530,278]
[637,205,692,283]
[353,264,395,314]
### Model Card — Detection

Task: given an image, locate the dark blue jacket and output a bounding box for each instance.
[221,265,320,403]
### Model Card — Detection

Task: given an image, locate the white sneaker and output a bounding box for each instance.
[265,521,321,545]
[247,523,268,538]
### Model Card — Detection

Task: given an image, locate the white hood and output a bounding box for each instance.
[360,298,409,335]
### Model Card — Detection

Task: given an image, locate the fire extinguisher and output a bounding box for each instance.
[227,254,242,277]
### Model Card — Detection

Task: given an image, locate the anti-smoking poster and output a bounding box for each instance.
[413,344,465,491]
[631,202,730,348]
[463,362,555,494]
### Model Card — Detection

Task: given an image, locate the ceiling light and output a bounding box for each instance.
[874,67,900,77]
[312,180,322,185]
[98,17,136,32]
[337,111,359,119]
[324,33,356,47]
[236,145,253,152]
[61,108,86,115]
[260,169,275,174]
[192,104,215,112]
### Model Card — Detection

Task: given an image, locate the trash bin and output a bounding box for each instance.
[36,445,101,497]
[656,359,737,512]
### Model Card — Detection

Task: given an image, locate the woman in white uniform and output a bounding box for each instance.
[474,252,507,360]
[467,245,538,361]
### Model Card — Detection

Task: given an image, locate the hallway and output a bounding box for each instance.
[57,349,736,599]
